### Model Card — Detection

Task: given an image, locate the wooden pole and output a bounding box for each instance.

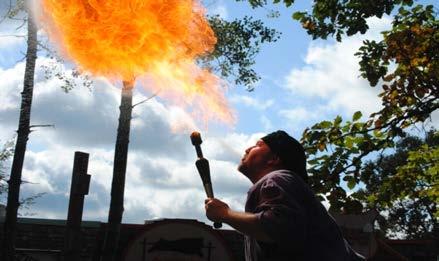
[63,152,91,261]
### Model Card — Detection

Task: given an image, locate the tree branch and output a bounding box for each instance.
[0,0,13,24]
[29,124,55,130]
[132,92,160,108]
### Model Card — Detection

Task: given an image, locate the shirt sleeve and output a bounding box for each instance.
[254,177,307,250]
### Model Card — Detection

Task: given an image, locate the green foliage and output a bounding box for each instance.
[353,131,438,239]
[356,5,439,130]
[238,0,415,41]
[0,138,46,211]
[293,0,414,41]
[237,0,295,8]
[40,53,93,93]
[202,15,280,90]
[300,5,438,217]
[301,112,391,210]
[394,140,439,217]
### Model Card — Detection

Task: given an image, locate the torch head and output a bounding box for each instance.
[190,131,202,146]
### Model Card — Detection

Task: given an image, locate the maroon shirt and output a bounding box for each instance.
[244,169,354,261]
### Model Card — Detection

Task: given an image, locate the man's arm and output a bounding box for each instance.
[205,198,274,242]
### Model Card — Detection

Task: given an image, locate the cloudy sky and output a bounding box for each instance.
[1,0,437,226]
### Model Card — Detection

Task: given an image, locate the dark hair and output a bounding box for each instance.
[261,130,308,182]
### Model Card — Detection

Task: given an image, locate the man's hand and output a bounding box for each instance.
[205,198,230,223]
[204,198,274,242]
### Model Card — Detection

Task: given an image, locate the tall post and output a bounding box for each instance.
[63,152,91,261]
[101,80,134,261]
[1,7,38,261]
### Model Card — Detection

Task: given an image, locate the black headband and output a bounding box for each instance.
[261,130,308,182]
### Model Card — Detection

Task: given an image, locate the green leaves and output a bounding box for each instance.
[356,4,438,139]
[357,130,438,238]
[394,140,439,217]
[236,0,436,49]
[344,176,356,190]
[356,40,388,87]
[239,0,415,41]
[352,111,362,121]
[237,0,295,8]
[301,5,438,212]
[319,120,333,129]
[301,108,401,210]
[292,11,306,20]
[202,15,280,90]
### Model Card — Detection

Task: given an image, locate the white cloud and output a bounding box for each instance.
[278,106,333,133]
[203,131,264,163]
[0,59,256,223]
[260,115,273,131]
[0,11,27,68]
[16,135,252,223]
[281,16,438,133]
[230,94,274,110]
[284,17,392,117]
[0,63,23,111]
[0,35,24,50]
[280,107,312,123]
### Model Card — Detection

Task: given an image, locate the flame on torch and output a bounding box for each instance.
[38,0,235,126]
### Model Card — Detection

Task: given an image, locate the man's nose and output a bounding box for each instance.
[245,146,254,153]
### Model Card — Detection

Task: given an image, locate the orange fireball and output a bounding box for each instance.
[39,0,235,125]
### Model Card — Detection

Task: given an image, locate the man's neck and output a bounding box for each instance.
[250,167,279,184]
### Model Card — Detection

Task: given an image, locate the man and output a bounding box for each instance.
[205,130,363,260]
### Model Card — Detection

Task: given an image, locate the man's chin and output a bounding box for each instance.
[237,164,248,176]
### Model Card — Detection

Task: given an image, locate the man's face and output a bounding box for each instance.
[238,139,275,179]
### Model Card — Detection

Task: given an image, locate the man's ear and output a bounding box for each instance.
[267,155,282,167]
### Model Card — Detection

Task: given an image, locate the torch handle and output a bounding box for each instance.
[192,142,222,229]
[194,144,203,158]
[195,159,223,229]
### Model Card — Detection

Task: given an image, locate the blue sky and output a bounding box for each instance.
[1,0,437,225]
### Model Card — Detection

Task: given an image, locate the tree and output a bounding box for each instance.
[302,4,438,212]
[0,2,38,260]
[354,130,438,239]
[100,80,134,261]
[0,1,91,259]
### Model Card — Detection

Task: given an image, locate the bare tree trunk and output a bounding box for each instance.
[101,81,134,261]
[1,8,38,261]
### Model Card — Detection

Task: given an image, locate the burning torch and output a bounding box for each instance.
[190,132,222,229]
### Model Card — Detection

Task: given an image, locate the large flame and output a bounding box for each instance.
[39,0,235,126]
